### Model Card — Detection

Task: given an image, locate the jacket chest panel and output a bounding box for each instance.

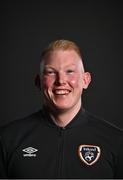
[7,127,114,178]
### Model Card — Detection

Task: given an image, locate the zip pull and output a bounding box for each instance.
[58,127,65,136]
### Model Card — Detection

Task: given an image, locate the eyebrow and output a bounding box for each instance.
[44,64,77,69]
[43,66,56,71]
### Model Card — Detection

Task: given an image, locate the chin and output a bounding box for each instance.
[52,103,74,112]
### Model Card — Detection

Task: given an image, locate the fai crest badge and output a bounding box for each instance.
[78,144,101,166]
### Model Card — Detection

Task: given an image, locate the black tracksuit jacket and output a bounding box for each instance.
[0,107,123,179]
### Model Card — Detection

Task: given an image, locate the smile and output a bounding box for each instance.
[53,89,71,95]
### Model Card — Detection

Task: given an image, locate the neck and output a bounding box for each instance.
[48,102,82,127]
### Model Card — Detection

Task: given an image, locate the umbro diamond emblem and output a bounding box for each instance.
[78,144,101,166]
[22,147,38,157]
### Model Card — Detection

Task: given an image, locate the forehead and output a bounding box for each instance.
[43,50,82,67]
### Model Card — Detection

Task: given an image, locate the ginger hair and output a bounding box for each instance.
[41,39,82,59]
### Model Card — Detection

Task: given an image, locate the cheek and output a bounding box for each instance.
[69,75,82,88]
[42,77,54,89]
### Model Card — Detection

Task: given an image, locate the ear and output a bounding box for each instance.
[82,72,91,89]
[35,74,41,90]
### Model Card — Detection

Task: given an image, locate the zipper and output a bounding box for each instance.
[57,127,65,178]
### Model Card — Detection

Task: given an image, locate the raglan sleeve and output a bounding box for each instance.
[0,135,8,178]
[114,134,123,178]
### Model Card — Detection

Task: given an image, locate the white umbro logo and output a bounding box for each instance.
[22,147,38,157]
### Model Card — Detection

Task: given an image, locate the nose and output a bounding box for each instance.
[55,72,67,85]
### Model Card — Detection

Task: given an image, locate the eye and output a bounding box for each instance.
[44,70,56,75]
[66,69,75,74]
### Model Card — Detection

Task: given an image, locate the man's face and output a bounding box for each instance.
[41,50,90,112]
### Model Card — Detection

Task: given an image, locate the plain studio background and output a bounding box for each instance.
[1,1,123,128]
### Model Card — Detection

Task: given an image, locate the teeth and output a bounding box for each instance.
[54,90,70,95]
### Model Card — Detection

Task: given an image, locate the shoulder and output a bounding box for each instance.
[84,110,123,138]
[0,109,45,139]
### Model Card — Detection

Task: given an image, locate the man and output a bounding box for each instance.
[0,39,123,178]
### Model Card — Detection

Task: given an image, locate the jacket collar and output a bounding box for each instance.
[41,106,87,129]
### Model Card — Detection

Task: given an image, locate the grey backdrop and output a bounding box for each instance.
[1,1,123,128]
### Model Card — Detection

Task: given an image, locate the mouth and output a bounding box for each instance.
[53,89,71,95]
